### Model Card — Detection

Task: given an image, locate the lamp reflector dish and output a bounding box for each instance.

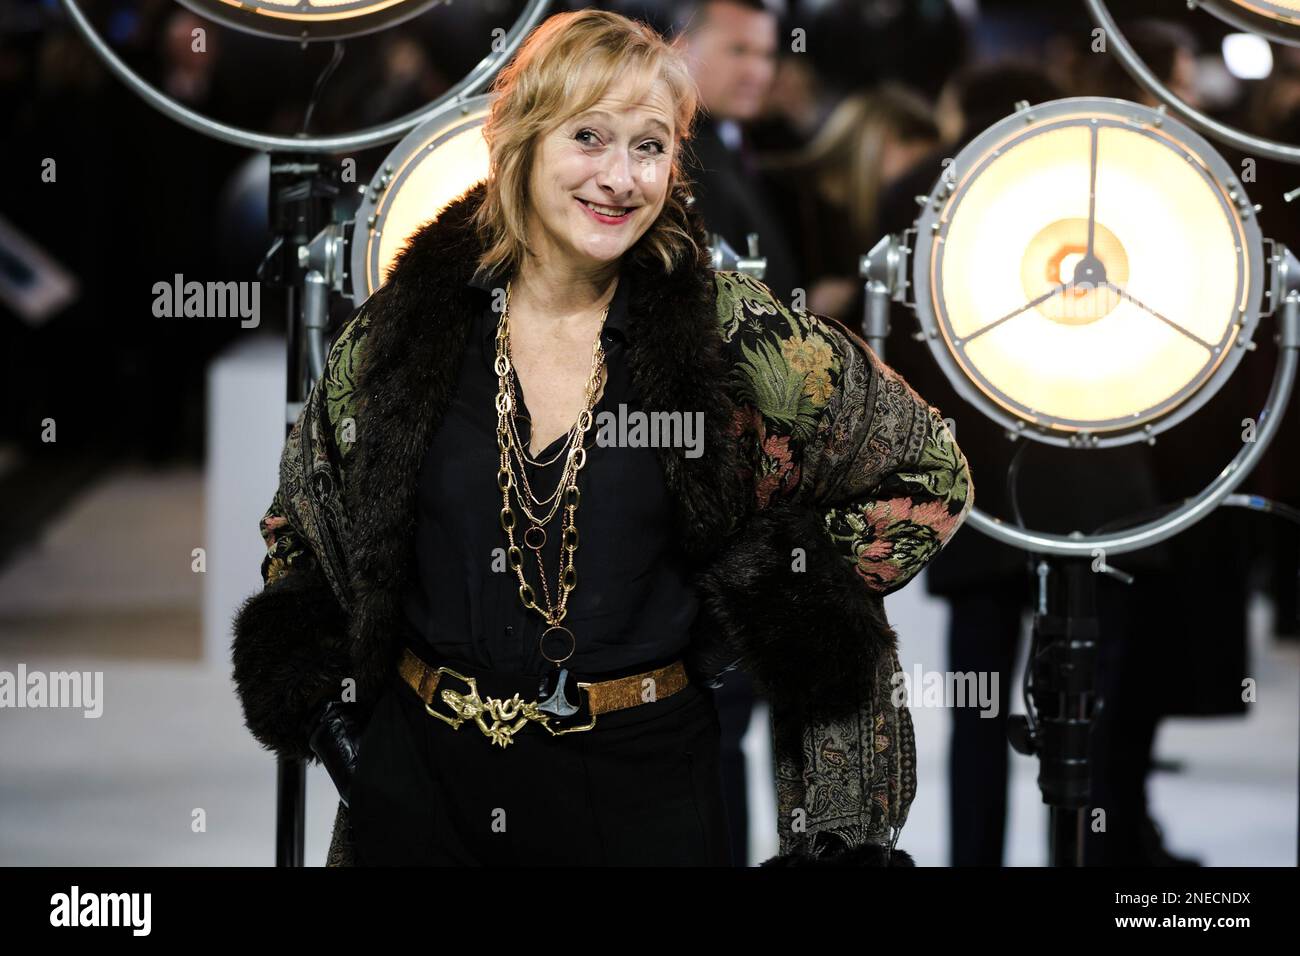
[352,96,491,303]
[175,0,445,42]
[911,99,1264,446]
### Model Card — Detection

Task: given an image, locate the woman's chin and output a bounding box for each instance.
[569,244,632,268]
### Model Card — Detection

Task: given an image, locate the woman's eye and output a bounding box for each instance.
[575,129,665,156]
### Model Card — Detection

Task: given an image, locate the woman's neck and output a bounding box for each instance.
[510,256,619,326]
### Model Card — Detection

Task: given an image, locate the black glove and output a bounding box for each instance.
[308,700,365,808]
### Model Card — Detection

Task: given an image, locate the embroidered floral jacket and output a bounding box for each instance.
[231,180,973,866]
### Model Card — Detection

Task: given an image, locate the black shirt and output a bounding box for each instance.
[400,261,701,679]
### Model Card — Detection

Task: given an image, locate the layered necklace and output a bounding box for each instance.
[493,277,608,711]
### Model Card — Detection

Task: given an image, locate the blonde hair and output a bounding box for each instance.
[471,9,703,279]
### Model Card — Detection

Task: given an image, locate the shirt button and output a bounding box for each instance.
[505,625,513,637]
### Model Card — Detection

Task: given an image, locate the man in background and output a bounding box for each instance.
[671,0,801,303]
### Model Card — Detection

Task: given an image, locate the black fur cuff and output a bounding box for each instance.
[694,500,898,725]
[230,567,354,762]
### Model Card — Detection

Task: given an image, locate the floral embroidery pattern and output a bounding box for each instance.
[715,271,970,592]
[829,494,961,591]
[258,492,307,586]
[714,269,971,857]
[323,310,369,460]
[781,330,836,405]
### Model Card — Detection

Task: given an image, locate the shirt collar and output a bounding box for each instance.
[469,262,630,343]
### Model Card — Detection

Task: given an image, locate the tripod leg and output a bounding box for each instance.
[276,756,306,867]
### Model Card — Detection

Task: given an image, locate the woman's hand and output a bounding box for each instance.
[308,700,365,808]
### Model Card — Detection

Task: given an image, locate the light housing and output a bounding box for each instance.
[909,97,1265,448]
[1197,0,1300,48]
[351,95,492,304]
[173,0,447,43]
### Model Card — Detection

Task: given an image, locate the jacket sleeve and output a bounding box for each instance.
[698,271,972,725]
[815,323,973,596]
[229,310,368,763]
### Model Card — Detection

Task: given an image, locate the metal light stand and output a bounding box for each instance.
[258,155,346,866]
[1012,558,1101,867]
[861,218,1300,865]
[710,230,767,279]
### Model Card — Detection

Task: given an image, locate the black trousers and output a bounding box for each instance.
[713,667,756,867]
[349,659,733,866]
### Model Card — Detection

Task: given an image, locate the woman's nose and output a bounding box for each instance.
[595,148,635,197]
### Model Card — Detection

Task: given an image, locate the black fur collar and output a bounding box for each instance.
[340,180,747,699]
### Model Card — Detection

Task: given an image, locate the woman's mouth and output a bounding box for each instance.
[576,197,633,224]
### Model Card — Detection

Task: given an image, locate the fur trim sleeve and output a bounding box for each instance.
[228,307,372,762]
[230,560,353,762]
[694,499,899,726]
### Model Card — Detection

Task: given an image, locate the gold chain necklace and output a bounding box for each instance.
[494,278,608,676]
[500,289,608,527]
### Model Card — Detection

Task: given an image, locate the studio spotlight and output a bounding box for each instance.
[60,0,549,151]
[862,96,1298,557]
[909,97,1264,450]
[351,96,492,303]
[173,0,449,43]
[1087,0,1300,162]
[862,95,1299,865]
[1197,0,1300,47]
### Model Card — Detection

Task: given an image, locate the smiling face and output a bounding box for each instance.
[524,74,677,275]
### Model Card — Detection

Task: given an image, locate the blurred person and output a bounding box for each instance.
[761,85,940,320]
[798,0,969,101]
[879,61,1065,233]
[7,12,242,463]
[322,33,451,130]
[230,8,972,867]
[1246,45,1300,141]
[161,9,218,105]
[1041,29,1088,103]
[1242,45,1300,249]
[1072,18,1202,109]
[749,52,840,151]
[668,0,801,866]
[671,0,801,302]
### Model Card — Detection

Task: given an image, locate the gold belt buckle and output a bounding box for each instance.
[424,666,597,747]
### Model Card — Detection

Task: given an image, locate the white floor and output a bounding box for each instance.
[0,464,1295,866]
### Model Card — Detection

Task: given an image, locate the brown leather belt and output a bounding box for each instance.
[398,647,689,747]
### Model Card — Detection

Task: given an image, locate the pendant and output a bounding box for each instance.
[524,524,547,550]
[536,666,580,718]
[540,624,575,664]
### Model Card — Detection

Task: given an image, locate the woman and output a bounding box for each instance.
[231,9,972,867]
